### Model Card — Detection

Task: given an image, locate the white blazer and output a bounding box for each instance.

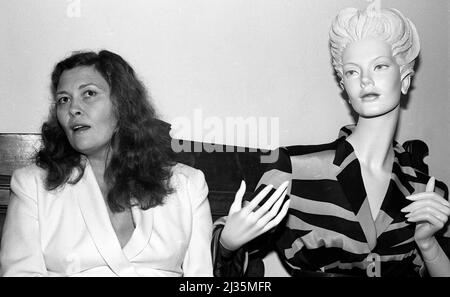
[0,162,213,277]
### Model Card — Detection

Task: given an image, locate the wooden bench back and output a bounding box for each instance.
[1,132,437,244]
[0,134,43,236]
[0,133,269,240]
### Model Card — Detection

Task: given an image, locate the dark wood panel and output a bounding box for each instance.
[0,205,7,241]
[208,191,234,221]
[0,133,270,233]
[174,141,268,192]
[1,132,436,248]
[0,189,9,206]
[0,134,41,175]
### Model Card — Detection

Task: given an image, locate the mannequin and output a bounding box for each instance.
[212,0,450,277]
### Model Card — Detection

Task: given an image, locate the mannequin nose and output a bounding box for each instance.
[360,76,374,88]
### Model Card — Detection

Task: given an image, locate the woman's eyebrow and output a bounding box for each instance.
[78,83,101,89]
[79,83,109,92]
[56,83,106,94]
[55,90,70,95]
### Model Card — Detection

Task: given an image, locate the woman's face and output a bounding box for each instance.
[55,66,118,161]
[341,37,407,118]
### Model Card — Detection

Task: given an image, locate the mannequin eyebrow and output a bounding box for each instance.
[343,56,392,67]
[342,62,361,70]
[373,56,393,63]
[342,62,359,67]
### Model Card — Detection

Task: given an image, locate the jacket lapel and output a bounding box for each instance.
[374,146,416,236]
[75,162,139,276]
[122,201,154,260]
[334,139,377,250]
[333,127,419,249]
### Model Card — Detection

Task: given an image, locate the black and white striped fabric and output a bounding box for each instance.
[213,125,449,277]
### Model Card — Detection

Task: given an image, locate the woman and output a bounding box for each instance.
[212,3,450,277]
[0,50,214,276]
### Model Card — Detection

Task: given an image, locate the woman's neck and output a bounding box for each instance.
[347,106,399,171]
[86,146,112,177]
[88,157,107,177]
[87,154,111,203]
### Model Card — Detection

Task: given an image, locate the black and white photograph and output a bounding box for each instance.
[0,0,448,285]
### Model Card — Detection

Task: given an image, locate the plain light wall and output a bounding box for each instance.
[0,0,449,186]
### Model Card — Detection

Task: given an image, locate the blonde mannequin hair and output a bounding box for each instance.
[329,3,420,87]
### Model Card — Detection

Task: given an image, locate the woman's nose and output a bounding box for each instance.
[69,99,83,117]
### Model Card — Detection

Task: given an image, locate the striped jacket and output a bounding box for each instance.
[212,126,449,277]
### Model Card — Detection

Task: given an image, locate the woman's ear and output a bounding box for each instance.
[401,75,411,95]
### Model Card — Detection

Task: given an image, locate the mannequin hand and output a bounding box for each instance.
[220,180,290,251]
[401,177,450,250]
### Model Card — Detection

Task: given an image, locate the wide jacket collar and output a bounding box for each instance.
[74,160,154,276]
[332,125,416,250]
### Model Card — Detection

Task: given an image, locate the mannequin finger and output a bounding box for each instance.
[261,200,291,233]
[243,184,274,214]
[402,199,450,215]
[229,180,246,213]
[257,188,288,226]
[406,193,449,206]
[254,181,289,218]
[406,208,448,223]
[406,204,450,219]
[407,212,445,227]
[426,177,435,192]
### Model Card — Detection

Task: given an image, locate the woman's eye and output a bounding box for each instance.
[84,90,97,97]
[57,97,70,105]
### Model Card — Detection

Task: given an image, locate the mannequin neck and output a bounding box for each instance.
[347,106,400,171]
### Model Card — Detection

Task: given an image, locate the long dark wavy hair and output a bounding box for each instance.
[36,50,175,212]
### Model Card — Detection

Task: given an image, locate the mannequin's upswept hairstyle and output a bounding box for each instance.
[329,3,420,87]
[36,50,175,212]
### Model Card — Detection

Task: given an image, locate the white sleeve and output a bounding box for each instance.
[0,168,47,276]
[181,169,213,276]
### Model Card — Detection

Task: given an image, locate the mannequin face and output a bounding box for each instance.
[341,37,410,118]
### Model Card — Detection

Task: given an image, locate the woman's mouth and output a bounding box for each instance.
[71,125,91,133]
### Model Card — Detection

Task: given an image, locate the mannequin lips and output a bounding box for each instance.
[360,91,380,102]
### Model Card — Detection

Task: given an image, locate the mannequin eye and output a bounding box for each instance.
[344,69,358,77]
[374,64,389,71]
